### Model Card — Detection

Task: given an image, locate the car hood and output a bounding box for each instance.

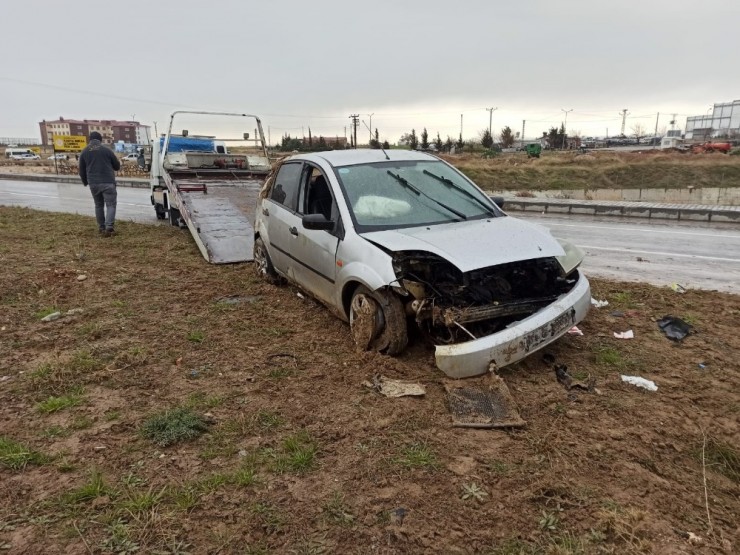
[360,217,564,273]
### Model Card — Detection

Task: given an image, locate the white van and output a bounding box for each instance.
[4,147,35,158]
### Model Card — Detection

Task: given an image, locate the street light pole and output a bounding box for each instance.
[561,108,573,149]
[368,113,374,141]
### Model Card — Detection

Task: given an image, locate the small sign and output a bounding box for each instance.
[52,134,87,152]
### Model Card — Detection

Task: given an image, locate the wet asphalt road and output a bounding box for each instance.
[1,179,739,293]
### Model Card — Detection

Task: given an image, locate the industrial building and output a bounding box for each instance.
[38,118,151,146]
[685,100,740,140]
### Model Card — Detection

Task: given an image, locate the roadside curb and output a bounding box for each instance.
[502,197,740,223]
[0,173,149,189]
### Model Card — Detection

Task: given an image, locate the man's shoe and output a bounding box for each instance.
[99,229,106,236]
[104,229,116,237]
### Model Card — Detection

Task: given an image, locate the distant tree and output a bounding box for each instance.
[434,132,443,152]
[445,135,453,152]
[398,132,412,146]
[308,128,313,148]
[631,123,646,142]
[456,133,464,149]
[369,128,381,149]
[409,129,418,150]
[381,139,390,149]
[559,123,566,149]
[544,126,564,150]
[480,128,494,149]
[420,128,429,150]
[499,126,515,148]
[318,136,327,150]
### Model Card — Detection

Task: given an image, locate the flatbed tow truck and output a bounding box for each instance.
[150,110,271,263]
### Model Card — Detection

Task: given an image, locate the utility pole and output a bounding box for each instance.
[460,113,463,138]
[349,115,359,149]
[653,113,659,148]
[268,125,271,147]
[521,120,526,149]
[367,113,374,141]
[619,109,629,136]
[486,107,497,138]
[561,108,573,149]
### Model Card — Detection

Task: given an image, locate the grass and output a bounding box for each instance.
[187,330,205,343]
[394,442,439,470]
[62,470,111,504]
[267,432,318,474]
[0,437,51,470]
[322,491,355,525]
[140,407,210,447]
[36,392,84,414]
[703,438,740,483]
[594,346,625,368]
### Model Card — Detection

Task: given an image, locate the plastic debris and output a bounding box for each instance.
[364,375,425,398]
[567,326,584,336]
[77,275,88,282]
[621,375,657,391]
[657,315,693,342]
[670,283,687,294]
[609,310,625,318]
[698,363,707,369]
[591,298,609,308]
[40,311,62,322]
[613,330,634,339]
[66,308,84,316]
[545,354,600,394]
[296,292,305,299]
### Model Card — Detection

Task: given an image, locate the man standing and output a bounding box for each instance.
[79,131,121,236]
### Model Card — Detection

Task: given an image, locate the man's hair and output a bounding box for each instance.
[89,131,103,141]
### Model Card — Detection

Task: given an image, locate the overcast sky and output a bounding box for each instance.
[2,0,738,144]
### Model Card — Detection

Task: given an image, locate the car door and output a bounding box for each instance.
[284,164,342,305]
[263,161,304,276]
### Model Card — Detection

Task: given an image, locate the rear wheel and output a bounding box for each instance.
[349,285,408,355]
[169,207,181,227]
[253,237,280,284]
[154,204,166,220]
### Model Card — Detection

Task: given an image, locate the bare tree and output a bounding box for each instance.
[631,123,647,142]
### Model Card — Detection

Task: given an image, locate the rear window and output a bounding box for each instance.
[270,162,303,211]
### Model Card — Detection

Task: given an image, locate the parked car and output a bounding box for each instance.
[121,153,140,163]
[254,150,590,378]
[9,153,40,160]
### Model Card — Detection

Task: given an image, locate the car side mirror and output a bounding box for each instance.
[491,196,505,209]
[302,213,334,230]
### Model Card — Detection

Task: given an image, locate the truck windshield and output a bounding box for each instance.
[333,160,502,231]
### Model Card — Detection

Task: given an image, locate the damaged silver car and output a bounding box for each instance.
[254,150,590,378]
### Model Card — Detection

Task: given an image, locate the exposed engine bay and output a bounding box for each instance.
[392,251,579,344]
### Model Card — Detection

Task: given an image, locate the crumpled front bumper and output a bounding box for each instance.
[435,272,591,378]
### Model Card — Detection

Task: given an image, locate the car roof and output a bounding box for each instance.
[288,148,438,168]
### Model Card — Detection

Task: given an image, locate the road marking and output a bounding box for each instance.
[538,221,740,239]
[580,245,740,263]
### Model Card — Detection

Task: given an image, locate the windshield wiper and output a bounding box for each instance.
[386,170,467,220]
[423,169,497,216]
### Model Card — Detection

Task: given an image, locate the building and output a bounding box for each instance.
[685,100,740,141]
[38,117,151,146]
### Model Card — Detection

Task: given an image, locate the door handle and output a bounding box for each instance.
[262,208,269,216]
[289,226,299,236]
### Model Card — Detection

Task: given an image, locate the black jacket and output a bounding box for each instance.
[79,140,121,186]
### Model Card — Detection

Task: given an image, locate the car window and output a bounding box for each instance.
[270,162,303,211]
[298,166,334,220]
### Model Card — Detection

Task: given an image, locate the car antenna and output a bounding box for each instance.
[380,147,390,160]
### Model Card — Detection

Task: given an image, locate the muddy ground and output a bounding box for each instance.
[0,207,738,554]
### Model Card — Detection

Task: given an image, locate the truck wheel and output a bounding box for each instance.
[350,286,408,355]
[169,208,181,227]
[253,237,280,284]
[155,204,166,220]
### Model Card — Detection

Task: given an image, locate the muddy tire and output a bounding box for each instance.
[253,237,280,284]
[169,207,181,227]
[350,286,408,356]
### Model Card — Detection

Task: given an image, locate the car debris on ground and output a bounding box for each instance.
[670,283,688,294]
[363,375,426,398]
[621,375,658,391]
[591,297,609,308]
[444,372,526,428]
[613,330,634,339]
[657,315,694,341]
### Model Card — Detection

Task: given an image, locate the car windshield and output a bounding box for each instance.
[333,160,502,231]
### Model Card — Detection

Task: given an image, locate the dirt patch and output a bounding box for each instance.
[0,207,738,553]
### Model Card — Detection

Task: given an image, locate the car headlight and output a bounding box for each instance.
[556,240,585,275]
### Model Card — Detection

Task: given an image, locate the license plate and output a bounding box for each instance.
[520,308,576,352]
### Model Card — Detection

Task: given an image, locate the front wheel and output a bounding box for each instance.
[349,285,408,355]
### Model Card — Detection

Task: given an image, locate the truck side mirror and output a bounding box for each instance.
[491,196,505,209]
